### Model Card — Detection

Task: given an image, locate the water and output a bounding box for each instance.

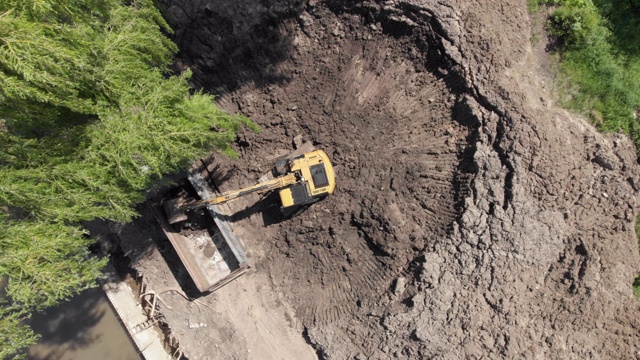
[27,287,142,360]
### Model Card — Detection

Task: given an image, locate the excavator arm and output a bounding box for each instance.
[163,149,334,224]
[164,171,300,224]
[182,172,299,211]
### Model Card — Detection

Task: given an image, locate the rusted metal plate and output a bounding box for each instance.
[188,172,251,268]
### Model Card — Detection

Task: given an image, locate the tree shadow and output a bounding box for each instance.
[150,224,204,299]
[158,0,304,96]
[26,288,107,360]
[120,202,204,298]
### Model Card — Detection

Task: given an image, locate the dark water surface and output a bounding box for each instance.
[27,287,142,360]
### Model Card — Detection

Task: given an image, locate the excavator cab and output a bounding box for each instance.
[277,150,335,216]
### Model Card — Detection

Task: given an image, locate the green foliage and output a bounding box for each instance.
[593,0,640,55]
[540,0,640,151]
[0,305,38,360]
[0,222,106,310]
[528,0,541,13]
[548,5,602,47]
[0,0,112,24]
[0,0,256,356]
[0,8,100,124]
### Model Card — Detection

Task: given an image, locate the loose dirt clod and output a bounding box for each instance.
[113,0,640,358]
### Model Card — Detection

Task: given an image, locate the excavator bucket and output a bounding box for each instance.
[163,196,189,224]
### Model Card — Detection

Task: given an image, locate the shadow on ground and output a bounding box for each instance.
[158,0,305,96]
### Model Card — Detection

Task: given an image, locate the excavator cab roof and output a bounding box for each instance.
[278,150,335,210]
[290,150,335,195]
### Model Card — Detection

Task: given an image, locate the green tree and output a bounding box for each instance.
[0,0,256,357]
[0,305,39,360]
[538,0,640,149]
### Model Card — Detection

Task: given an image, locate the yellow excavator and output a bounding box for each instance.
[164,149,335,223]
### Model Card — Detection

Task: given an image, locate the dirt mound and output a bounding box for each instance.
[148,0,640,358]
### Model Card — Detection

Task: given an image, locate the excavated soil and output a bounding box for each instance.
[116,0,640,358]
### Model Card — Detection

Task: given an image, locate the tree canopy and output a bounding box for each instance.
[0,0,256,357]
[532,0,640,146]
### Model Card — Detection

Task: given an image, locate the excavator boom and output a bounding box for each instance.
[163,149,334,225]
[185,173,298,210]
[163,172,298,223]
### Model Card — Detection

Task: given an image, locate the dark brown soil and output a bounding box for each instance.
[114,0,640,358]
